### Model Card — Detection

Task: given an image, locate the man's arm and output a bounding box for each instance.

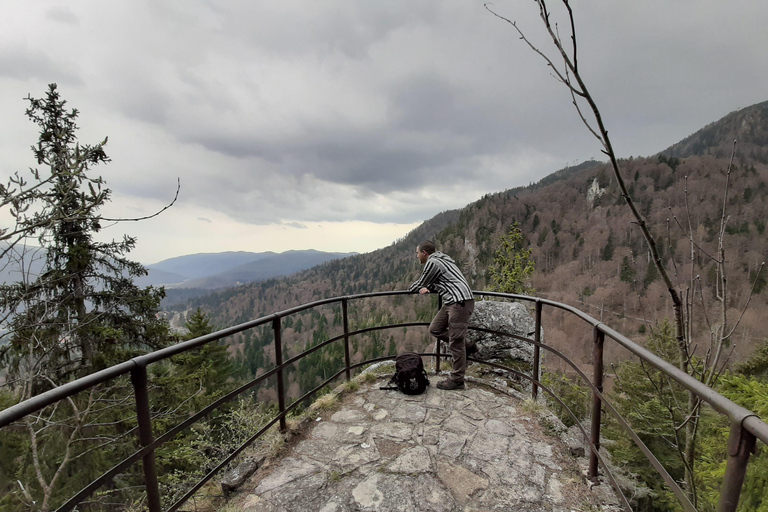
[408,259,440,293]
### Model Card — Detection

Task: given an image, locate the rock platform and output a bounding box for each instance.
[228,372,621,512]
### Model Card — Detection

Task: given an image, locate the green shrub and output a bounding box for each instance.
[541,370,590,427]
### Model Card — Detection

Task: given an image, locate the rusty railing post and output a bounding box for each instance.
[589,325,605,479]
[717,421,757,512]
[273,317,287,432]
[532,300,543,400]
[435,295,443,373]
[130,363,162,512]
[342,299,351,381]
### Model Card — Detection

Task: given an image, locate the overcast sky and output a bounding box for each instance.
[2,1,767,264]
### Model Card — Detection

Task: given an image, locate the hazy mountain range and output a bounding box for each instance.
[137,249,356,290]
[1,248,355,294]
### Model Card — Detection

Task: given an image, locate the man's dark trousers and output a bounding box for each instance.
[429,300,475,384]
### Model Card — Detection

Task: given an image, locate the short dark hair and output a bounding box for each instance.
[418,240,436,254]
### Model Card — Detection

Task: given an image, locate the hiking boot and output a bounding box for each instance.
[437,379,465,390]
[466,342,478,357]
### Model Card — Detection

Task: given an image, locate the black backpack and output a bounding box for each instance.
[380,352,430,395]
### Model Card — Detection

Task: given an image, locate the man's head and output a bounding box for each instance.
[416,240,435,264]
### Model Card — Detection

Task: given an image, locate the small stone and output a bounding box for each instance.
[312,422,340,440]
[352,474,384,508]
[253,458,321,494]
[437,461,489,505]
[548,477,564,503]
[469,432,509,461]
[387,446,433,473]
[370,421,413,441]
[391,402,427,423]
[319,501,342,512]
[220,456,264,496]
[485,418,516,436]
[331,409,367,423]
[438,432,467,458]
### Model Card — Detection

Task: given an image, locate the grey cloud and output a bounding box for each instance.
[391,73,474,134]
[189,128,467,194]
[218,2,431,60]
[46,6,79,25]
[282,222,308,229]
[114,82,172,126]
[0,46,82,84]
[181,67,563,199]
[388,72,541,151]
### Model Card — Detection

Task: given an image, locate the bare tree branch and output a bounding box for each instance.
[101,177,181,222]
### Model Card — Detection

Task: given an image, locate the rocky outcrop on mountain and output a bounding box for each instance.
[586,177,606,207]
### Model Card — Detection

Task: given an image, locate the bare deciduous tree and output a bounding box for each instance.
[486,1,762,506]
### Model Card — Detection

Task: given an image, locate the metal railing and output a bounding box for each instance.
[1,290,766,512]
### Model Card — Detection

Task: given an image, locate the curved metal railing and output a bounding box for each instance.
[0,290,766,512]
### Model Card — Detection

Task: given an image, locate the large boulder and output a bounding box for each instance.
[466,300,537,365]
[434,300,537,369]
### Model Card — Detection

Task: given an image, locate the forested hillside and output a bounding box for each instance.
[168,100,768,402]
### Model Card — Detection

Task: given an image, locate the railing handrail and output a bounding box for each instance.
[1,290,766,512]
[477,292,766,432]
[0,291,412,428]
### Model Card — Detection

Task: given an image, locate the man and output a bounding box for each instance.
[409,241,475,390]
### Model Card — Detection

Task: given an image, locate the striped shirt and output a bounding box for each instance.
[408,251,474,304]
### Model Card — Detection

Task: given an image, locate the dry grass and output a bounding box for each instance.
[258,424,287,459]
[521,397,545,415]
[342,380,361,392]
[358,370,380,384]
[310,392,339,411]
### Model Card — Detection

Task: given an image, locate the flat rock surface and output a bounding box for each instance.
[230,376,621,512]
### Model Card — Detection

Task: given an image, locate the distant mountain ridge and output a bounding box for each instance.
[136,249,356,290]
[662,100,768,162]
[146,251,277,281]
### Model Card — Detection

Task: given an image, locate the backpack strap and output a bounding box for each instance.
[379,375,399,391]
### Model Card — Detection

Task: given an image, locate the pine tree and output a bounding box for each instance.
[620,256,636,283]
[150,308,241,505]
[488,222,536,295]
[178,308,235,396]
[643,259,659,288]
[1,83,169,382]
[601,231,615,261]
[0,84,172,511]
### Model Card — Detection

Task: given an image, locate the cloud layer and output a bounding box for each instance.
[1,1,767,262]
